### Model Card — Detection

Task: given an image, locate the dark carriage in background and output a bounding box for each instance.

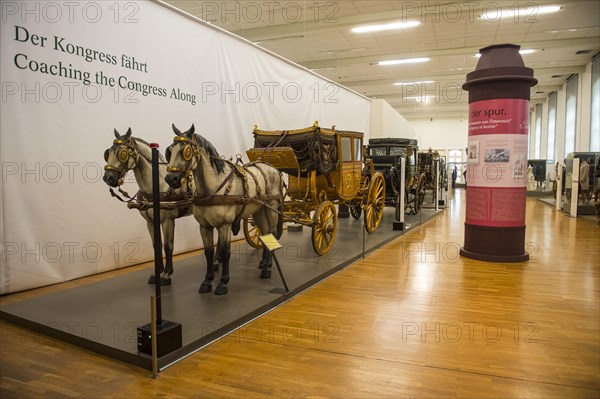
[246,122,386,255]
[366,138,427,218]
[418,149,447,195]
[527,159,547,191]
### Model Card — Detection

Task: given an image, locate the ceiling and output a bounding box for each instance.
[163,0,600,120]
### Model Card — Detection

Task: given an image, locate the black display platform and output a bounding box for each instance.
[539,197,597,215]
[0,208,440,370]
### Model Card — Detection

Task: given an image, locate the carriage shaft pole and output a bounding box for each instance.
[150,144,163,325]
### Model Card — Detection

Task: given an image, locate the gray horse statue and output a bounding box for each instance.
[165,124,284,295]
[103,128,193,285]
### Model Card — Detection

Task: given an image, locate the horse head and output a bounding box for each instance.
[102,127,138,187]
[165,124,197,189]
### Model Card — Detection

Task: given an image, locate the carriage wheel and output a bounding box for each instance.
[364,172,386,234]
[243,218,262,248]
[311,200,337,256]
[350,203,362,219]
[414,173,427,214]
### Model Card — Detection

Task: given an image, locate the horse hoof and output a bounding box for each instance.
[199,283,212,293]
[260,270,271,279]
[147,275,156,285]
[160,277,171,286]
[215,284,228,295]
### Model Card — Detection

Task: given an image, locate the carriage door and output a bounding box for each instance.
[339,135,354,199]
[353,137,363,193]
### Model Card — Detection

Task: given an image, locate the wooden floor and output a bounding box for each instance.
[1,189,599,398]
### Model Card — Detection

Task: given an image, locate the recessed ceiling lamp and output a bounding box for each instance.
[481,5,561,20]
[378,57,430,66]
[352,20,420,33]
[393,81,434,85]
[474,49,536,57]
[543,26,599,33]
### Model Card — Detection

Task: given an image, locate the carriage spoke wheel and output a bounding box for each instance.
[350,203,362,219]
[243,218,262,248]
[364,172,385,234]
[311,200,337,256]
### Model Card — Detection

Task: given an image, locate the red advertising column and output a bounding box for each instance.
[460,44,537,262]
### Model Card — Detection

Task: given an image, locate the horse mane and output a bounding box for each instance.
[193,133,225,173]
[132,137,166,163]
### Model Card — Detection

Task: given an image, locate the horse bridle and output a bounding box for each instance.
[104,138,139,186]
[166,135,200,173]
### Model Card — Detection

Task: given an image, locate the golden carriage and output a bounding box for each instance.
[245,122,386,255]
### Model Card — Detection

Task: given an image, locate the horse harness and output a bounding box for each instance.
[105,137,192,216]
[167,135,283,223]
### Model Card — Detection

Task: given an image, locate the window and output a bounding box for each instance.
[354,138,362,161]
[390,147,405,156]
[341,136,352,162]
[591,56,600,152]
[369,147,387,156]
[448,149,464,182]
[546,92,557,162]
[564,74,578,156]
[534,103,542,159]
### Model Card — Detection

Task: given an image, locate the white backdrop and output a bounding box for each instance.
[0,0,371,294]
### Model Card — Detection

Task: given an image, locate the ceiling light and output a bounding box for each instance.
[352,20,420,33]
[393,81,434,85]
[474,49,535,57]
[378,57,430,66]
[404,95,435,103]
[481,5,561,20]
[543,26,599,33]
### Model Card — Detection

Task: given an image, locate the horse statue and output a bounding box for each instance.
[103,128,193,285]
[165,124,284,295]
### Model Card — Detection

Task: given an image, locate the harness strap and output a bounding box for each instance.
[245,166,262,196]
[127,199,191,213]
[192,194,281,206]
[136,189,189,202]
[250,163,272,196]
[216,169,237,196]
[109,187,139,203]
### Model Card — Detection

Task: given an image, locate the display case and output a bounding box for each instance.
[561,152,600,214]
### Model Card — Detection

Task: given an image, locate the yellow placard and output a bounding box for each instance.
[259,234,282,252]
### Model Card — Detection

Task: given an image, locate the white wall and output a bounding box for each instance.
[369,99,415,140]
[410,118,468,154]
